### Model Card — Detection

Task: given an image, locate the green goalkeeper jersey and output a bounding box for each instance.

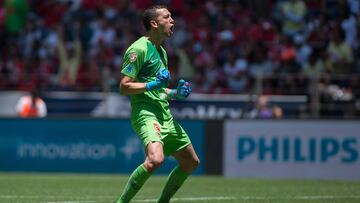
[121,36,172,122]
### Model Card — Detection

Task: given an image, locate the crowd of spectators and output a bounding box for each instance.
[0,0,359,100]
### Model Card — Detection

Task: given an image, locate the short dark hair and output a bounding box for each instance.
[143,5,168,31]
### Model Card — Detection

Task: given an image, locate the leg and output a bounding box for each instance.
[117,142,164,203]
[157,144,200,203]
[143,141,165,172]
[172,144,200,173]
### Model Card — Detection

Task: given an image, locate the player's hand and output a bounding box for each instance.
[171,79,191,99]
[146,68,171,91]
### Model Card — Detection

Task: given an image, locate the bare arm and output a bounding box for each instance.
[120,75,174,98]
[165,88,172,95]
[120,75,147,95]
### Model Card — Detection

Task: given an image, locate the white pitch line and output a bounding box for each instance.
[133,195,360,202]
[0,195,113,199]
[1,195,360,203]
[237,195,360,200]
[39,201,100,203]
[291,195,360,200]
[133,196,237,202]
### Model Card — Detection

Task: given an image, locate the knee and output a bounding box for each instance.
[151,156,165,169]
[148,157,164,171]
[191,157,200,169]
[144,155,164,172]
[182,157,200,172]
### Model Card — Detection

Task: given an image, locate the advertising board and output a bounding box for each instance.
[224,120,360,179]
[0,119,204,174]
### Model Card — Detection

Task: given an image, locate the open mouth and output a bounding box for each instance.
[170,25,174,33]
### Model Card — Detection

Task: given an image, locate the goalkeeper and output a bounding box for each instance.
[116,5,200,203]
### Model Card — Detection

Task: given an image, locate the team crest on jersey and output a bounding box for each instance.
[153,123,161,137]
[159,92,167,100]
[129,52,137,62]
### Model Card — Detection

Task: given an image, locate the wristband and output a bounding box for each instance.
[169,89,177,99]
[145,81,159,91]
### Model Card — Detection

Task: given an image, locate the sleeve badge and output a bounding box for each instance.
[125,64,133,73]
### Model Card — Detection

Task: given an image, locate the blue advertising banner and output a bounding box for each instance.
[0,119,204,174]
[224,120,360,180]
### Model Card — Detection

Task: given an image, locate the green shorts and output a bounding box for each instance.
[131,117,191,156]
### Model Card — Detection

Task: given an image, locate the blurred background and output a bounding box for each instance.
[0,0,359,180]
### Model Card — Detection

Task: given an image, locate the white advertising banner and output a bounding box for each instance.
[224,120,360,180]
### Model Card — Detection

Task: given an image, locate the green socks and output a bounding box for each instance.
[117,165,189,203]
[117,164,151,203]
[158,166,189,203]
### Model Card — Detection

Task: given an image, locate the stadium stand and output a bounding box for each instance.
[0,0,359,118]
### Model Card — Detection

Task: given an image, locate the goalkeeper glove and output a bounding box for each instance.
[169,79,192,100]
[145,68,171,91]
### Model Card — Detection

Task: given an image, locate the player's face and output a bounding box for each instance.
[154,8,175,37]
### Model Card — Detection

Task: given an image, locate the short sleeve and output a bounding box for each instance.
[121,47,145,79]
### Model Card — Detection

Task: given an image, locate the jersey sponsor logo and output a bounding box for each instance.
[129,52,137,62]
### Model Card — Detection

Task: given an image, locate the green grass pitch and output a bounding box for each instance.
[1,173,360,203]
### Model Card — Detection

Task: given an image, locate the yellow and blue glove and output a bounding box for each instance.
[145,68,171,91]
[169,79,192,100]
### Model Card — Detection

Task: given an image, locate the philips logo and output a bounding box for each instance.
[238,136,358,163]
